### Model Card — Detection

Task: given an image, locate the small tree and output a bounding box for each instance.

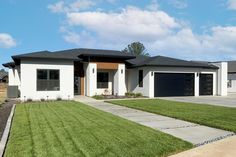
[123,42,150,56]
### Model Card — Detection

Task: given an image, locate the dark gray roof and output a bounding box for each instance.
[4,48,218,69]
[12,50,81,61]
[12,48,135,62]
[0,71,7,79]
[126,55,218,69]
[2,62,15,68]
[228,61,236,73]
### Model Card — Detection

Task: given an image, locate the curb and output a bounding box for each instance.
[0,104,16,157]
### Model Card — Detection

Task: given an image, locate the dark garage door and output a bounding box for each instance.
[154,73,195,97]
[199,74,213,95]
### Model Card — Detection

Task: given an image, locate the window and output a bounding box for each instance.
[97,72,108,88]
[139,70,143,87]
[228,79,232,88]
[37,69,60,91]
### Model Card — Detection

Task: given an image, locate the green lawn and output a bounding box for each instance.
[5,101,192,157]
[109,99,236,132]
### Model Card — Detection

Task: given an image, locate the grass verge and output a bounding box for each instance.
[4,101,192,157]
[109,99,236,132]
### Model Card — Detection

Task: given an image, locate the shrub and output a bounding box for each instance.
[57,97,62,101]
[40,98,45,102]
[92,95,104,100]
[27,98,33,102]
[125,92,135,97]
[135,93,143,97]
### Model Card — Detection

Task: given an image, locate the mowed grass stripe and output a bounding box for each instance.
[109,99,236,132]
[47,102,119,157]
[5,101,192,157]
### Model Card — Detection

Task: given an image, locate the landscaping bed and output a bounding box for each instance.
[109,99,236,132]
[92,92,146,100]
[4,101,192,157]
[0,101,15,139]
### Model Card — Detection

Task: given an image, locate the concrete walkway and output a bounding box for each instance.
[75,96,234,146]
[170,136,236,157]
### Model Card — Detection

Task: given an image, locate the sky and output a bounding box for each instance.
[1,0,236,69]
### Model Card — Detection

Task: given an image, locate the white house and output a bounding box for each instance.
[227,61,236,93]
[3,48,228,101]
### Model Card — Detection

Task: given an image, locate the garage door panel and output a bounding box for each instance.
[154,73,194,97]
[199,74,213,95]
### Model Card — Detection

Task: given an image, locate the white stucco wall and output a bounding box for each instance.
[85,63,126,96]
[113,64,126,96]
[8,66,21,87]
[85,63,97,96]
[228,73,236,93]
[20,59,74,101]
[127,67,217,98]
[213,62,228,96]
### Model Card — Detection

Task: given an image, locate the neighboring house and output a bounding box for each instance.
[3,48,228,101]
[227,61,236,93]
[0,70,8,83]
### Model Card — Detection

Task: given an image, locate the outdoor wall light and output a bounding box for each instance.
[92,68,95,73]
[151,72,154,76]
[121,69,123,74]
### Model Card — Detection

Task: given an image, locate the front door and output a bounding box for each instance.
[74,76,81,95]
[74,62,84,95]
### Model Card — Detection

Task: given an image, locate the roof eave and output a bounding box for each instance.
[127,64,219,69]
[78,54,136,60]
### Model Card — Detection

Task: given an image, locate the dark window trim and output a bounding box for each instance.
[37,69,60,91]
[97,72,109,89]
[139,70,143,87]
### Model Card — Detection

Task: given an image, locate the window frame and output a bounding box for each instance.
[228,79,232,88]
[36,69,60,91]
[138,70,143,87]
[97,72,109,89]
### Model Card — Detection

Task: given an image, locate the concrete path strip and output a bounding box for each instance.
[75,96,234,146]
[0,104,15,157]
[169,135,236,157]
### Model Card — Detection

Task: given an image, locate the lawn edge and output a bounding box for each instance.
[0,104,16,157]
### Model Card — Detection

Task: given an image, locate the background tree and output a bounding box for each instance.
[122,42,150,56]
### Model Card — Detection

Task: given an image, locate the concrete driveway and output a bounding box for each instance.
[160,93,236,108]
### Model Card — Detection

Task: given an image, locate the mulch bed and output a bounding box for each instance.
[0,100,16,139]
[101,95,146,99]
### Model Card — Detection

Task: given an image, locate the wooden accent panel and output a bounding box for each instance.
[80,76,84,95]
[94,62,119,70]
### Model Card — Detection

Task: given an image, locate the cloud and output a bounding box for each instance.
[49,1,236,60]
[227,0,236,10]
[146,0,159,11]
[0,33,17,48]
[48,0,95,13]
[67,6,180,43]
[168,0,188,9]
[48,1,65,13]
[150,26,236,60]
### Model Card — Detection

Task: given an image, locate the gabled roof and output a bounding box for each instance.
[228,61,236,73]
[126,55,219,69]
